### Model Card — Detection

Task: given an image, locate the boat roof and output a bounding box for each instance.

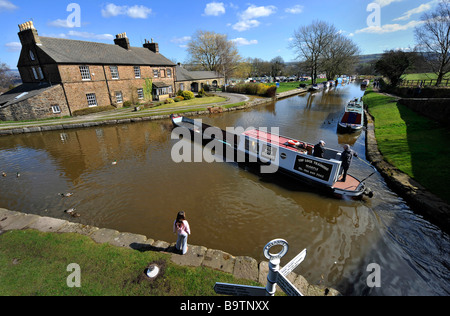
[242,129,311,152]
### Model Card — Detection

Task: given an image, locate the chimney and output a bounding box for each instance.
[143,38,159,54]
[114,32,130,50]
[18,21,41,46]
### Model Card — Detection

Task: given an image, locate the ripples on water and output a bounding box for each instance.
[0,83,449,296]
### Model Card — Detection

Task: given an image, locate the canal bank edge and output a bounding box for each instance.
[364,108,450,232]
[0,208,340,296]
[0,89,308,136]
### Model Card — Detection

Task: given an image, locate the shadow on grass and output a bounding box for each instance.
[397,103,450,205]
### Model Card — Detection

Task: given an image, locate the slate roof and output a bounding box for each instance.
[34,37,175,66]
[176,65,223,82]
[0,83,54,108]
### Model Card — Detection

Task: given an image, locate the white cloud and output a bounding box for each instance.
[67,31,114,41]
[48,19,74,28]
[239,5,277,20]
[285,5,304,14]
[232,19,260,31]
[374,0,404,8]
[231,38,258,46]
[356,20,424,34]
[393,0,438,21]
[204,2,226,16]
[5,42,21,52]
[232,5,277,32]
[171,36,192,48]
[127,5,152,19]
[101,3,152,19]
[0,0,17,11]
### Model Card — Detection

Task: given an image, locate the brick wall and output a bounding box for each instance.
[59,64,176,109]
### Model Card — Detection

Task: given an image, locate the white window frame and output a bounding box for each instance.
[137,88,144,99]
[115,91,123,104]
[86,93,98,107]
[51,105,62,114]
[167,68,172,78]
[153,69,159,78]
[134,66,141,79]
[80,66,91,81]
[110,66,119,80]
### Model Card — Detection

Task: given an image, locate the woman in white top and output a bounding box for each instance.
[173,211,191,255]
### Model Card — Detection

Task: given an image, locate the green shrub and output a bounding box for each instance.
[123,101,133,108]
[181,90,195,100]
[164,98,175,104]
[174,96,184,102]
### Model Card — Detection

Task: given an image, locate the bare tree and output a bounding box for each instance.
[0,62,13,92]
[270,56,285,79]
[290,21,336,84]
[414,0,450,86]
[321,33,360,81]
[187,30,241,86]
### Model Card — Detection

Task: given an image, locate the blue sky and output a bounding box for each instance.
[0,0,439,69]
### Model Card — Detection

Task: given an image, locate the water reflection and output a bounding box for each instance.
[0,83,449,296]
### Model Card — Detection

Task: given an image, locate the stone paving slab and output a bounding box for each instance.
[233,256,259,282]
[171,245,207,267]
[26,216,68,233]
[109,232,148,250]
[3,213,40,231]
[202,249,236,274]
[57,222,99,236]
[90,228,120,244]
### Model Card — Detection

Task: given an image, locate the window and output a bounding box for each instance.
[29,50,35,61]
[110,66,119,79]
[37,67,44,80]
[80,66,91,80]
[51,105,61,114]
[115,91,123,104]
[167,69,172,78]
[137,88,144,99]
[86,93,98,107]
[31,67,38,80]
[160,69,165,78]
[134,66,141,78]
[153,69,159,78]
[180,83,184,91]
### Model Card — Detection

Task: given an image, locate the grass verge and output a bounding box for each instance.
[363,89,450,204]
[0,230,261,296]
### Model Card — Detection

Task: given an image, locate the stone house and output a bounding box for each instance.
[175,64,224,93]
[0,21,176,121]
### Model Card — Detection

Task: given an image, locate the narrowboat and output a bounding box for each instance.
[338,98,364,133]
[171,115,373,200]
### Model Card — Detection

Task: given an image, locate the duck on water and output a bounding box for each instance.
[171,115,374,200]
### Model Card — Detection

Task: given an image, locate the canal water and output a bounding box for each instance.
[0,83,449,296]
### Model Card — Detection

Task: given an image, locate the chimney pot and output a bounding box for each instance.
[114,32,131,50]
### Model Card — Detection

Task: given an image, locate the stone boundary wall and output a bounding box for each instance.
[364,110,450,232]
[398,98,450,125]
[0,208,339,296]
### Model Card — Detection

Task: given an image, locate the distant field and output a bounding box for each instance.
[403,73,450,81]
